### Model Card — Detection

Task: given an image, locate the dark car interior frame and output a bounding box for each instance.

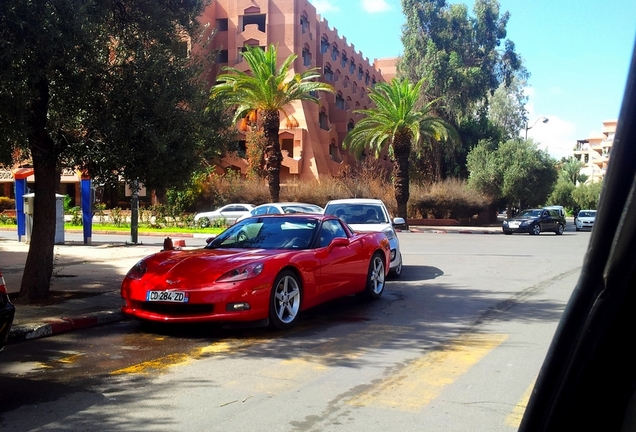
[519,41,636,431]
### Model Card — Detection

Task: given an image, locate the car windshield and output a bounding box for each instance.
[578,211,596,218]
[324,204,388,224]
[519,209,542,217]
[206,216,319,250]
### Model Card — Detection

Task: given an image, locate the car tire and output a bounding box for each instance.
[504,231,513,235]
[389,253,403,278]
[556,224,564,235]
[531,224,541,235]
[576,227,581,231]
[269,270,302,330]
[363,252,386,299]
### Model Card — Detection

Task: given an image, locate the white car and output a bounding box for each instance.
[323,198,405,277]
[575,209,596,231]
[194,203,254,227]
[235,202,323,223]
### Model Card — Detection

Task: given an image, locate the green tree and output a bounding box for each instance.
[487,75,529,141]
[0,0,227,301]
[343,78,457,225]
[398,0,524,178]
[572,181,603,209]
[547,178,577,210]
[211,44,334,202]
[559,157,587,185]
[467,138,558,210]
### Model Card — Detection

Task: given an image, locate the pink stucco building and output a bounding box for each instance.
[199,0,396,182]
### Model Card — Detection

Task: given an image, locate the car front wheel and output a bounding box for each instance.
[389,253,403,278]
[363,252,386,299]
[556,224,564,235]
[269,270,302,329]
[531,224,541,235]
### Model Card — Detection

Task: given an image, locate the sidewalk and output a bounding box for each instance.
[0,224,502,344]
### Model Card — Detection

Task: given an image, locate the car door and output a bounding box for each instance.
[313,219,364,303]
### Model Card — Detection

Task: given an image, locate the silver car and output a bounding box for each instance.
[323,198,404,277]
[575,209,596,231]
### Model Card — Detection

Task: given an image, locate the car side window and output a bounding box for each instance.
[254,207,268,216]
[319,220,347,248]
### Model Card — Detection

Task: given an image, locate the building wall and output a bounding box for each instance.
[573,119,617,183]
[200,0,396,183]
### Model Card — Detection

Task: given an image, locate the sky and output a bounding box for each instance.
[310,0,636,160]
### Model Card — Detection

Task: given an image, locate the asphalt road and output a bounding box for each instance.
[0,228,591,431]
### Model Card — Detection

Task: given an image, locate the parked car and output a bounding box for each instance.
[544,205,566,218]
[235,202,323,223]
[502,208,566,235]
[193,203,254,227]
[574,209,596,231]
[121,214,390,329]
[323,198,404,277]
[0,271,15,352]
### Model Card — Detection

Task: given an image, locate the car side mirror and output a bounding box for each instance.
[393,217,406,226]
[330,237,349,248]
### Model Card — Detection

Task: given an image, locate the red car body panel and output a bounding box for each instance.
[121,215,390,324]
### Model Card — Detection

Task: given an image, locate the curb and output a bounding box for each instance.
[400,228,502,234]
[8,310,127,343]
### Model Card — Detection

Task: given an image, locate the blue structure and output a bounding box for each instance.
[81,177,93,244]
[14,178,26,242]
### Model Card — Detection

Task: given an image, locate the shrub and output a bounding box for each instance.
[0,197,15,211]
[411,179,492,220]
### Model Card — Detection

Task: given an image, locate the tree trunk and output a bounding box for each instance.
[19,78,58,301]
[393,135,411,230]
[263,110,282,202]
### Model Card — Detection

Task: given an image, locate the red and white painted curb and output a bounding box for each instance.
[8,310,126,343]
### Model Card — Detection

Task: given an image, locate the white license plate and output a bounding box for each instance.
[509,222,520,228]
[146,291,189,303]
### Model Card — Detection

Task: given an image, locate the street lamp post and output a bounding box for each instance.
[525,117,549,140]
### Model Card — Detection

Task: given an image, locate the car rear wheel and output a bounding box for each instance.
[531,224,541,235]
[556,224,564,235]
[269,270,302,329]
[363,252,386,299]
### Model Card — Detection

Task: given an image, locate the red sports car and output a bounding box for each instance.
[121,214,391,329]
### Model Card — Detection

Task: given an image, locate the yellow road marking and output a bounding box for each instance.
[347,333,508,412]
[506,379,536,427]
[110,353,191,375]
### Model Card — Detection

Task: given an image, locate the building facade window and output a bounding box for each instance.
[358,65,363,80]
[217,49,229,63]
[319,108,329,130]
[300,14,309,34]
[371,76,377,86]
[329,140,337,161]
[302,45,312,67]
[365,71,370,85]
[335,92,345,110]
[331,44,338,61]
[352,81,357,93]
[347,119,355,132]
[324,63,333,81]
[320,36,329,54]
[216,18,229,31]
[349,59,355,74]
[242,14,266,32]
[341,52,348,68]
[343,76,349,88]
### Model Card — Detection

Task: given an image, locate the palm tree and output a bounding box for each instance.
[344,78,457,226]
[211,44,334,201]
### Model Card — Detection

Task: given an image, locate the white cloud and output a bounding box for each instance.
[526,116,577,160]
[312,0,340,14]
[361,0,392,13]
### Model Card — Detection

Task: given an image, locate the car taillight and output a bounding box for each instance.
[0,273,7,295]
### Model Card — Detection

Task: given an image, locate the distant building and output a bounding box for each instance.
[200,0,396,182]
[573,119,617,183]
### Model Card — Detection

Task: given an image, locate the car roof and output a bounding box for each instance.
[325,198,385,206]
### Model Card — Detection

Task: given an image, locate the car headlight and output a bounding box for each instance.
[126,260,147,280]
[217,262,264,282]
[520,220,532,226]
[383,227,396,241]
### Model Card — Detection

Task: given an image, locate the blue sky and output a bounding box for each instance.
[311,0,636,159]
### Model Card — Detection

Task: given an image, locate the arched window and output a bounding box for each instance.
[349,58,355,74]
[343,76,350,88]
[352,81,357,94]
[331,44,339,61]
[347,119,355,132]
[341,51,348,68]
[302,43,311,67]
[323,63,333,81]
[320,35,329,54]
[300,12,309,34]
[360,87,365,99]
[365,71,370,85]
[371,76,377,86]
[335,92,345,110]
[358,65,363,80]
[319,107,329,130]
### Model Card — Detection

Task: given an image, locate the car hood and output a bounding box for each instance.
[347,223,392,233]
[506,216,538,223]
[136,248,283,288]
[577,216,595,222]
